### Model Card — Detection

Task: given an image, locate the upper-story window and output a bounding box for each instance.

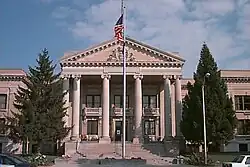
[235,95,250,110]
[114,95,129,108]
[0,118,5,134]
[143,95,157,108]
[0,94,7,109]
[86,95,101,108]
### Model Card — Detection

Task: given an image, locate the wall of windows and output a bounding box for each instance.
[0,94,7,109]
[143,95,157,108]
[114,95,129,108]
[86,95,101,108]
[235,95,250,110]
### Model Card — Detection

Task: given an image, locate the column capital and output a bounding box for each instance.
[175,75,182,80]
[133,73,143,80]
[162,75,172,80]
[60,74,70,80]
[72,74,81,80]
[101,73,111,80]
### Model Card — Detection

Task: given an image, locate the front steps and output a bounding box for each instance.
[77,142,174,166]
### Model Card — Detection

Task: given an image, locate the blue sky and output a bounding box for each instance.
[1,0,250,76]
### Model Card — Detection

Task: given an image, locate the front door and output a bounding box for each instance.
[115,121,122,141]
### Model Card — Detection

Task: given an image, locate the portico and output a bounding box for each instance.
[60,37,185,144]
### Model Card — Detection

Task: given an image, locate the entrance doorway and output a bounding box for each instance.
[115,121,122,141]
[115,121,128,141]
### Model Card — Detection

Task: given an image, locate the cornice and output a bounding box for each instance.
[0,75,25,81]
[60,61,183,68]
[222,77,250,83]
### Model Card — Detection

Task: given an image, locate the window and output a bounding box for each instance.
[235,95,250,110]
[86,95,101,108]
[0,94,7,109]
[245,157,250,164]
[232,156,245,163]
[2,156,15,165]
[87,120,98,135]
[114,95,129,108]
[144,120,155,135]
[143,95,157,108]
[237,120,250,135]
[0,118,5,134]
[239,144,248,152]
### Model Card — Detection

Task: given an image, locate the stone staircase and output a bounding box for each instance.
[77,142,174,166]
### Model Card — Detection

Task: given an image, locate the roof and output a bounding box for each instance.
[60,37,185,63]
[0,69,26,76]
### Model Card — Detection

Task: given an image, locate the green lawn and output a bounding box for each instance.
[209,152,244,162]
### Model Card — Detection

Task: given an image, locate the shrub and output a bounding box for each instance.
[23,154,51,167]
[184,152,214,166]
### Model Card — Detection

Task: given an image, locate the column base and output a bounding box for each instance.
[70,135,80,141]
[99,136,111,144]
[164,136,186,156]
[64,141,78,155]
[132,137,141,144]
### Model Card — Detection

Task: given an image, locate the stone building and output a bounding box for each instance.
[1,38,250,153]
[60,37,184,145]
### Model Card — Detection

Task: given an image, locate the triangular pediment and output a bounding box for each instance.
[60,37,185,66]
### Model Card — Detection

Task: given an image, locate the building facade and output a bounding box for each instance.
[0,69,26,154]
[60,37,185,144]
[1,38,250,153]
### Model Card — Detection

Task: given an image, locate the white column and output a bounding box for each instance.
[71,76,81,140]
[171,83,176,137]
[163,75,172,140]
[159,85,165,139]
[100,73,111,143]
[175,76,182,137]
[133,73,143,144]
[63,78,70,139]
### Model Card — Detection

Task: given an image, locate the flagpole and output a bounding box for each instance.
[121,0,126,159]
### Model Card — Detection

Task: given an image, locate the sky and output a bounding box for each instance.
[0,0,250,77]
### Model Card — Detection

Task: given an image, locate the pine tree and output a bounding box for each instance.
[180,43,237,150]
[6,49,70,154]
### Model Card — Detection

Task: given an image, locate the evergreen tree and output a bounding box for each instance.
[6,49,70,153]
[180,43,237,150]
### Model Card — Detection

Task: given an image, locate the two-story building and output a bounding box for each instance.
[60,37,185,145]
[1,38,250,153]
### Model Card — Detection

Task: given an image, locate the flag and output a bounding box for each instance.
[114,14,124,42]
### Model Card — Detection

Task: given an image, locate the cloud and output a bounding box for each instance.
[52,0,250,76]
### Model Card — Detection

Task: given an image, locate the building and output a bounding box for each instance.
[219,70,250,152]
[1,38,250,153]
[60,37,250,152]
[181,71,250,152]
[0,69,26,153]
[60,37,185,145]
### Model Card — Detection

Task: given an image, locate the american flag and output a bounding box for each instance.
[114,14,124,42]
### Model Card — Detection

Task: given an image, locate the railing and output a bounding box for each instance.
[143,108,160,116]
[234,135,250,141]
[83,107,102,116]
[112,107,133,116]
[236,110,250,114]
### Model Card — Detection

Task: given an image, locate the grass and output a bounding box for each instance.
[209,152,243,162]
